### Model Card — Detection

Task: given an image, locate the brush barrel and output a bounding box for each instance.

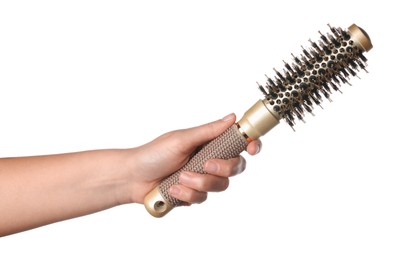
[144,100,279,217]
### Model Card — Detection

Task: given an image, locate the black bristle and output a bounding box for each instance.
[319,31,329,44]
[310,94,321,106]
[302,56,314,70]
[348,59,358,69]
[302,48,312,59]
[322,44,332,55]
[341,29,351,41]
[274,69,285,81]
[267,77,276,87]
[356,60,366,70]
[328,24,338,35]
[358,52,368,62]
[277,82,287,92]
[310,40,321,52]
[332,74,341,85]
[270,91,278,99]
[322,82,331,93]
[303,94,313,106]
[284,62,294,73]
[329,82,339,92]
[314,53,323,63]
[294,65,305,77]
[346,67,356,77]
[339,67,349,78]
[286,73,296,84]
[258,84,268,96]
[293,55,302,65]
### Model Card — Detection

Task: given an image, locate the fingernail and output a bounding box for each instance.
[205,161,219,173]
[169,186,180,196]
[256,143,262,154]
[222,113,235,122]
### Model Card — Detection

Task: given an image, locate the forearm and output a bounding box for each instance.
[0,149,134,236]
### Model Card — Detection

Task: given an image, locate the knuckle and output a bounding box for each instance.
[220,157,246,177]
[191,175,209,191]
[206,121,219,136]
[179,186,208,204]
[219,161,234,177]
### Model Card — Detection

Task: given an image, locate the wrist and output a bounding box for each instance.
[116,148,157,205]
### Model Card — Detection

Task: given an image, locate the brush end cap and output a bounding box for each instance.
[348,24,373,52]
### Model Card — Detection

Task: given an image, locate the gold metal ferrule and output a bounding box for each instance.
[237,99,279,140]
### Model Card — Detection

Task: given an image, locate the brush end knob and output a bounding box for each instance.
[348,24,373,52]
[144,187,173,218]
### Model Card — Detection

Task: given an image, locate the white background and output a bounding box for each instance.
[1,1,402,259]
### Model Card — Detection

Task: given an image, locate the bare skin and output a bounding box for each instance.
[0,113,261,236]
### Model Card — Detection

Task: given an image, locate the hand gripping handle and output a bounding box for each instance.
[144,124,249,217]
[144,100,279,217]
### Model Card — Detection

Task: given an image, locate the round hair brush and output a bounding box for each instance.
[144,24,373,217]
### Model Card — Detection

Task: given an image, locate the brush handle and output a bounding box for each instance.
[144,124,249,217]
[144,100,280,217]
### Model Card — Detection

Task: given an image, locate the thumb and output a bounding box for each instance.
[182,113,236,148]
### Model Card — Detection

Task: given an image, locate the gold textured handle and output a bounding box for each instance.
[144,100,279,217]
[144,124,249,217]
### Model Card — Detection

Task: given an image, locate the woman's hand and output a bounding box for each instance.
[126,113,262,205]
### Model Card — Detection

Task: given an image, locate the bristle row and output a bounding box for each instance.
[260,25,368,128]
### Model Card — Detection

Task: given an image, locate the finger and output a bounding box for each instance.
[180,113,236,148]
[169,184,208,204]
[179,171,230,192]
[246,139,262,155]
[204,156,246,178]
